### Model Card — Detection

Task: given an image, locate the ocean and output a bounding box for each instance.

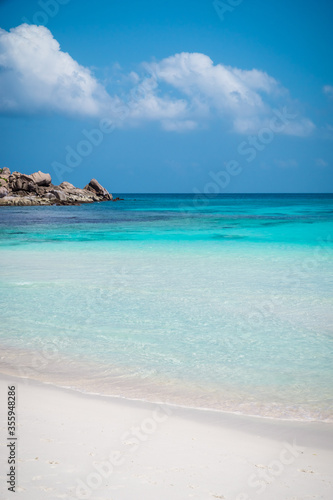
[0,194,332,421]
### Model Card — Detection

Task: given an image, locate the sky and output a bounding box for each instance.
[0,0,332,193]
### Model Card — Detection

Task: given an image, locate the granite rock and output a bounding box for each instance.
[0,168,115,206]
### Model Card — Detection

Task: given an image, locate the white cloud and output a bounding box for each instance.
[0,24,315,136]
[0,24,113,116]
[124,76,189,125]
[323,85,333,99]
[146,52,278,115]
[281,118,315,137]
[144,52,313,136]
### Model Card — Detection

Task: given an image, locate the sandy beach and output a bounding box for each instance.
[1,375,332,500]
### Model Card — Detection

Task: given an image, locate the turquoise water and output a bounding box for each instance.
[0,194,332,421]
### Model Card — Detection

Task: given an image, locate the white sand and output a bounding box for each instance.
[0,375,332,500]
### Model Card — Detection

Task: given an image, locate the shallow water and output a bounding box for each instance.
[0,194,332,421]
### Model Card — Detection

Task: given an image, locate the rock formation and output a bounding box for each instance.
[0,168,114,206]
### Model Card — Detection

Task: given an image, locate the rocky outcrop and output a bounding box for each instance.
[0,186,8,198]
[30,171,52,186]
[0,168,115,206]
[84,178,110,198]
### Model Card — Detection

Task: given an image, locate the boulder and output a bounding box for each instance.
[11,177,24,192]
[0,186,8,198]
[11,175,35,193]
[50,189,68,202]
[59,181,76,191]
[31,171,52,186]
[84,178,110,198]
[0,167,11,176]
[20,174,34,182]
[0,177,9,188]
[0,167,11,186]
[35,184,51,196]
[27,182,38,193]
[0,168,10,189]
[45,192,57,200]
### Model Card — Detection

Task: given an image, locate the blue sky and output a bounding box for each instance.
[0,0,332,193]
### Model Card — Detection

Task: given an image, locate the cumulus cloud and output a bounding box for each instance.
[143,52,314,136]
[123,76,190,128]
[0,24,315,136]
[0,24,113,116]
[146,53,278,124]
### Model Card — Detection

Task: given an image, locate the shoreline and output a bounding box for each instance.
[1,374,332,499]
[2,371,333,430]
[0,331,332,424]
[1,357,332,424]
